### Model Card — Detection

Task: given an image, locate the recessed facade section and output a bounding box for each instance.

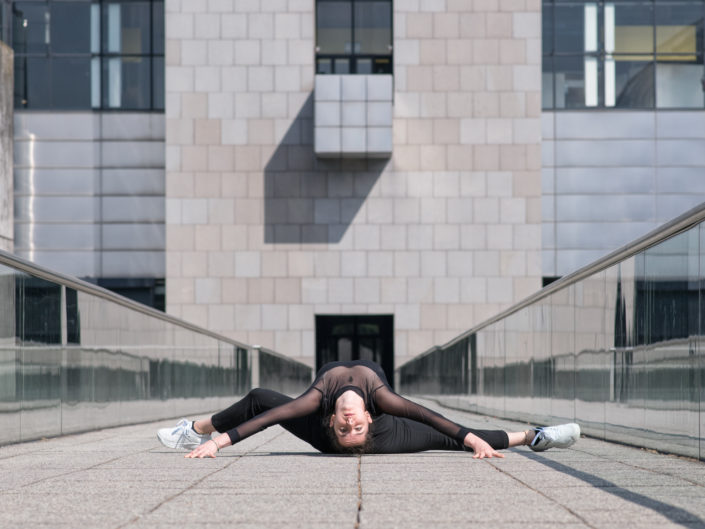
[314,74,392,158]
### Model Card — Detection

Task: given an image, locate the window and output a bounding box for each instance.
[12,0,164,110]
[542,0,705,110]
[316,0,393,74]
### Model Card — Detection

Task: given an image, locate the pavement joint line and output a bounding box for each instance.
[116,433,284,529]
[516,449,705,528]
[14,449,151,490]
[570,446,705,489]
[490,448,598,529]
[354,455,362,529]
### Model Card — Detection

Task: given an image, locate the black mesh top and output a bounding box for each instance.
[225,360,470,447]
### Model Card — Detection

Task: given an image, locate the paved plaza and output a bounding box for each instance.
[1,400,704,529]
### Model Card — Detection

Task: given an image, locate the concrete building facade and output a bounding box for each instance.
[163,0,543,367]
[4,0,704,371]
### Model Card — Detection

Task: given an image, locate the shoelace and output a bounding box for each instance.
[171,420,189,437]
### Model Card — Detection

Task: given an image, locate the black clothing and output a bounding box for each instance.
[211,360,509,453]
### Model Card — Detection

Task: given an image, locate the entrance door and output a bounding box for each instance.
[315,315,394,388]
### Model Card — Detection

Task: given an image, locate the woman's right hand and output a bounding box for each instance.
[186,439,219,458]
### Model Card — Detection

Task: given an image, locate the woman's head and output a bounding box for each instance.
[327,389,373,453]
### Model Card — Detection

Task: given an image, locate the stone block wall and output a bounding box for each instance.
[165,0,542,366]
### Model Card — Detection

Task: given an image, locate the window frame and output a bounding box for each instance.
[9,0,164,112]
[315,0,394,75]
[542,0,705,111]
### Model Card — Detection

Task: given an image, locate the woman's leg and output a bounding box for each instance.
[204,388,332,452]
[507,429,535,447]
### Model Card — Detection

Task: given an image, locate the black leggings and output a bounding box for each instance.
[211,389,509,454]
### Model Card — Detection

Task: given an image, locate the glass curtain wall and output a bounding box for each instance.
[542,0,705,109]
[11,0,164,110]
[399,209,705,460]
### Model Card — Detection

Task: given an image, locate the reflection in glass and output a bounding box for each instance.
[613,60,654,108]
[542,1,554,55]
[103,1,151,54]
[555,4,589,53]
[51,1,92,53]
[656,62,704,108]
[554,55,589,108]
[103,56,151,109]
[317,1,352,54]
[400,213,705,459]
[542,57,554,108]
[354,1,392,54]
[655,3,702,57]
[12,2,49,54]
[611,3,654,55]
[54,57,93,109]
[334,58,350,73]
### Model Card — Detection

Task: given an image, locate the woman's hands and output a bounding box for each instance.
[463,432,505,459]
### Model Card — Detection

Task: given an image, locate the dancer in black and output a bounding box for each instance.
[157,359,580,458]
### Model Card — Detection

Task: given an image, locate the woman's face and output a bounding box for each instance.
[329,389,372,447]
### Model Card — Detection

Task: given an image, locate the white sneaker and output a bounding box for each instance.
[530,423,580,452]
[157,418,211,450]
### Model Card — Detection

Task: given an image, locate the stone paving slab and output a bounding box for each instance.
[1,400,704,529]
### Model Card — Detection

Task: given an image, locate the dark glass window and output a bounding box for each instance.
[542,0,705,110]
[316,0,393,74]
[12,0,164,111]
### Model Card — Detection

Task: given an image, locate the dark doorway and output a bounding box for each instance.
[315,315,394,388]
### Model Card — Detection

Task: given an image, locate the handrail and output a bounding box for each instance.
[401,201,705,367]
[0,248,252,350]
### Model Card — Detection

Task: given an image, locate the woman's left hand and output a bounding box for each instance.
[464,433,505,459]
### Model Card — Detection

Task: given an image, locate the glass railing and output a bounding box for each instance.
[398,203,705,461]
[0,250,312,446]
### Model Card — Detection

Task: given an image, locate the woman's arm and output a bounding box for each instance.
[373,386,470,443]
[186,388,322,458]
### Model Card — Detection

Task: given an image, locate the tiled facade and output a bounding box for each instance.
[164,0,543,365]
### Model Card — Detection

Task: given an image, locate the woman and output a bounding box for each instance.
[157,359,580,458]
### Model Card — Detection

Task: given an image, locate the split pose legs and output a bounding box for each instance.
[158,387,580,458]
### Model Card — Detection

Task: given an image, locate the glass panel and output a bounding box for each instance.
[656,61,704,108]
[51,1,92,53]
[103,1,151,54]
[640,231,700,458]
[153,56,164,110]
[550,285,575,422]
[334,57,350,73]
[612,60,654,108]
[553,55,590,108]
[555,4,592,54]
[542,57,554,108]
[103,56,151,109]
[356,57,372,73]
[12,2,49,54]
[655,2,703,58]
[317,1,352,54]
[611,3,654,55]
[372,57,392,73]
[317,57,333,74]
[52,57,92,109]
[0,266,18,445]
[152,1,164,55]
[574,271,608,438]
[14,56,50,108]
[700,224,705,462]
[542,1,554,55]
[354,1,391,55]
